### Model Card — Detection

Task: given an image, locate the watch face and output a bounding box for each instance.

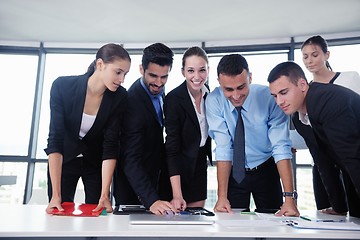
[294,192,298,199]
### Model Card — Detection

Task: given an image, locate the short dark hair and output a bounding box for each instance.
[217,54,249,77]
[142,43,174,71]
[182,46,208,69]
[267,61,308,85]
[87,43,131,74]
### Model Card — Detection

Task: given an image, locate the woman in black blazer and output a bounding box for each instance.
[164,46,212,211]
[44,43,131,214]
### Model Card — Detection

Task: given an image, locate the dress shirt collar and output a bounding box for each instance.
[299,112,311,126]
[186,84,209,103]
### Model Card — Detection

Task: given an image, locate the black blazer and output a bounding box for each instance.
[115,78,169,208]
[306,82,360,194]
[164,81,212,184]
[292,112,347,211]
[44,72,127,166]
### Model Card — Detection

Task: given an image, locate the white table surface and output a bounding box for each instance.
[0,204,359,239]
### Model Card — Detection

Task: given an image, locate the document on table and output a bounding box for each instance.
[218,219,285,228]
[218,213,296,228]
[256,213,299,221]
[285,220,360,231]
[256,213,360,231]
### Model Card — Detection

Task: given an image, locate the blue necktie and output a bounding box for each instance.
[154,96,163,126]
[233,107,245,183]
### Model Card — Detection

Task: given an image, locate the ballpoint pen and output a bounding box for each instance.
[299,216,312,221]
[316,219,345,222]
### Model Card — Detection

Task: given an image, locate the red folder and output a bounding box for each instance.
[50,202,104,217]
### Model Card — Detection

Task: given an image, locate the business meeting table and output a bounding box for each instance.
[0,204,359,240]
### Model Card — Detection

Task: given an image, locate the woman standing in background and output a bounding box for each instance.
[45,43,131,214]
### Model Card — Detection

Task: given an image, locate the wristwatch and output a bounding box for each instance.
[283,191,298,200]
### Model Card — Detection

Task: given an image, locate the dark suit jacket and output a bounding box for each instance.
[292,112,347,212]
[44,72,127,166]
[114,78,170,208]
[164,81,212,184]
[306,82,360,201]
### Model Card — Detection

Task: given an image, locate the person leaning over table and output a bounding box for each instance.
[205,54,299,216]
[163,46,212,212]
[294,35,360,216]
[44,43,131,214]
[113,43,176,215]
[268,61,360,218]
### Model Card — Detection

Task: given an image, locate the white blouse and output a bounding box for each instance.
[79,113,96,139]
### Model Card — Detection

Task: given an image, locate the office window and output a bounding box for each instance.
[296,167,316,210]
[328,44,360,72]
[0,54,38,156]
[36,54,94,158]
[0,162,27,204]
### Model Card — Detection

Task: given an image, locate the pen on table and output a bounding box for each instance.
[315,219,345,222]
[299,216,312,221]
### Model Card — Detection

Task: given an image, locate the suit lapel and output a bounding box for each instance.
[72,74,88,137]
[178,81,200,131]
[134,79,161,125]
[85,89,115,138]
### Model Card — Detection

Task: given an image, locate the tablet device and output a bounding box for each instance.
[184,207,215,216]
[113,205,149,215]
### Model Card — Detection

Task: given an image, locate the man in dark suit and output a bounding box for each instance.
[113,43,176,215]
[268,61,360,218]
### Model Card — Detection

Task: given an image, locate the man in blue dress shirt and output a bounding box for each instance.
[205,54,299,216]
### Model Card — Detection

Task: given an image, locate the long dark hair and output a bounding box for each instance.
[301,35,332,71]
[87,43,131,75]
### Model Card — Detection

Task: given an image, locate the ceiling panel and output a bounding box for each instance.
[0,0,359,46]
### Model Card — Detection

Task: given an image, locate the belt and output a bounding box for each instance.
[245,157,273,172]
[245,166,259,172]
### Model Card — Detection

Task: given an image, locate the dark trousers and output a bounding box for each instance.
[312,165,331,210]
[113,160,141,206]
[228,158,283,209]
[47,157,102,204]
[342,170,360,218]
